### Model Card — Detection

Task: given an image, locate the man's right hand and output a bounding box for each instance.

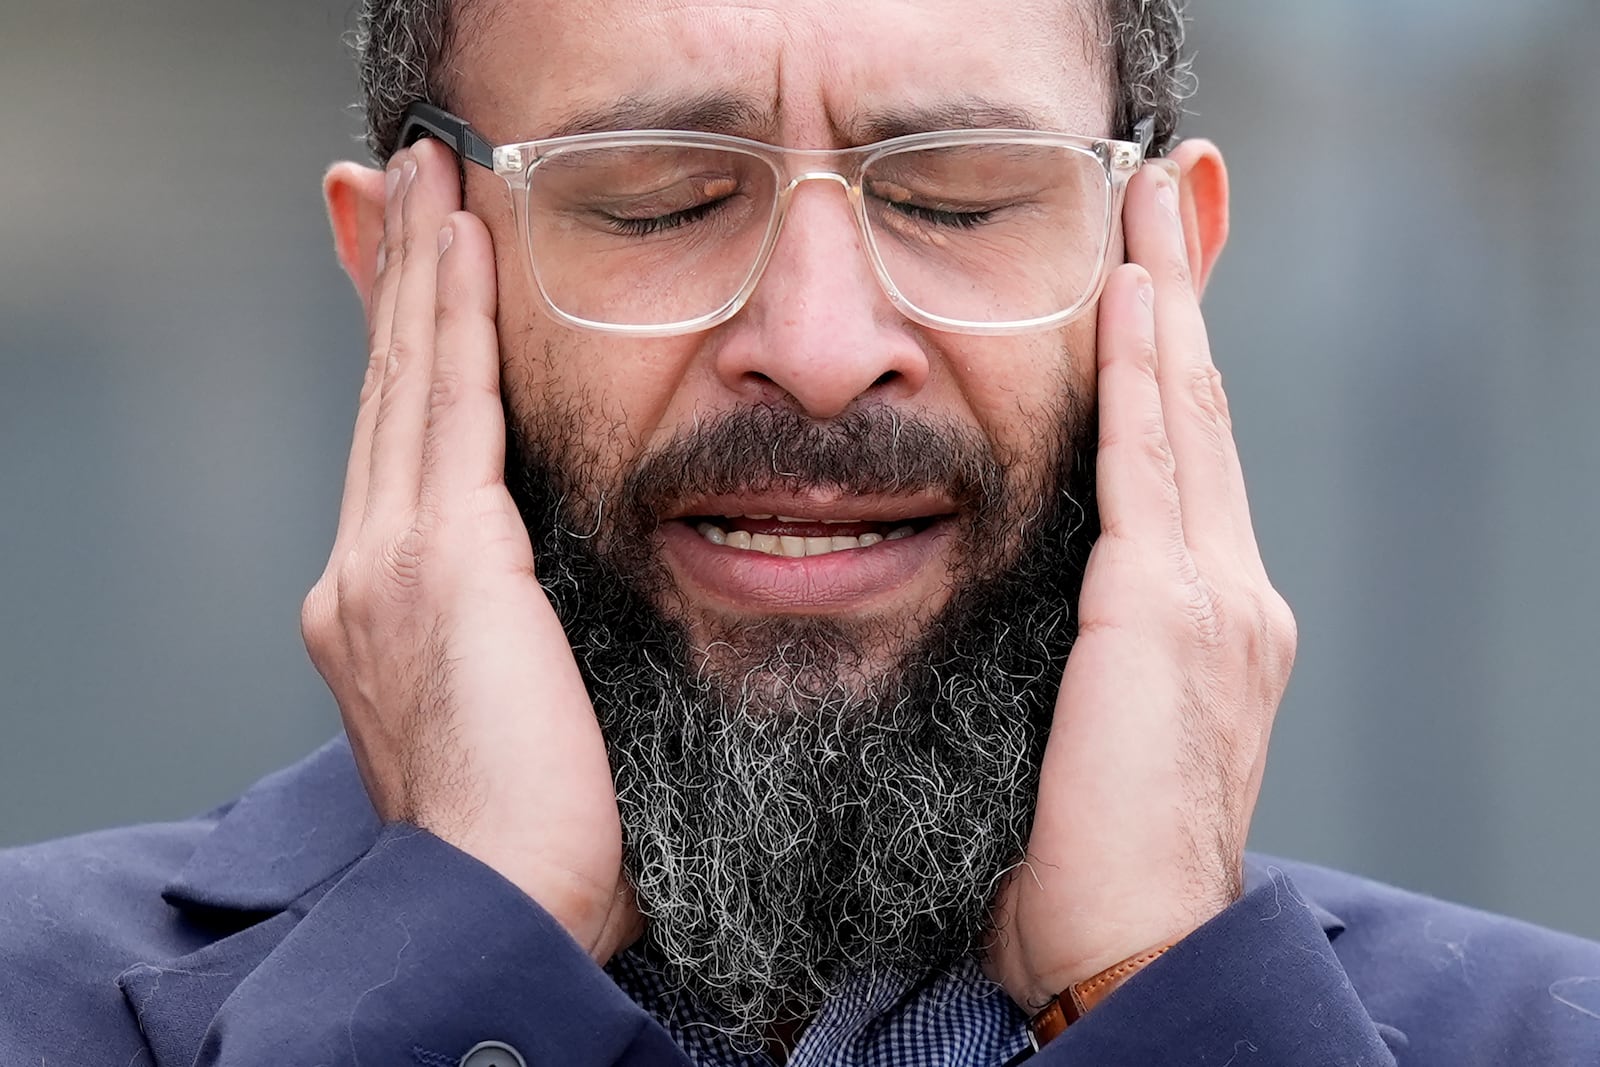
[301,139,639,965]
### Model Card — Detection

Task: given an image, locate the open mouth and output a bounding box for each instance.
[678,513,948,558]
[659,494,960,610]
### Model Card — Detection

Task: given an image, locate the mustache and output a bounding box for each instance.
[615,404,1012,526]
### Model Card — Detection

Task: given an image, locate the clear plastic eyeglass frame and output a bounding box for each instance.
[398,102,1156,338]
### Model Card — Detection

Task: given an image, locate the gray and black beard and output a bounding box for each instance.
[505,397,1099,1044]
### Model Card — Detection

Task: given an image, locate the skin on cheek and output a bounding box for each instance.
[500,330,713,535]
[954,321,1096,471]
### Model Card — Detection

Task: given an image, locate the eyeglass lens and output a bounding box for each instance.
[522,140,1113,330]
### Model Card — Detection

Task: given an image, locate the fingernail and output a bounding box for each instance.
[385,162,402,203]
[400,157,418,199]
[437,223,454,258]
[1137,276,1155,308]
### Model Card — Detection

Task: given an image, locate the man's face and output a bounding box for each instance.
[452,0,1111,672]
[435,0,1115,1040]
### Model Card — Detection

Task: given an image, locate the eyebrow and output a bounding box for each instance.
[536,91,1057,145]
[540,91,778,140]
[847,97,1052,142]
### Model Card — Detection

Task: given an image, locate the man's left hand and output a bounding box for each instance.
[986,151,1298,1013]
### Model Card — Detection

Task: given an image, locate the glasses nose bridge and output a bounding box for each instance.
[773,168,859,223]
[768,166,867,250]
[780,169,853,195]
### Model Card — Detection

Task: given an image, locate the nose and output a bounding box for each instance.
[712,177,930,420]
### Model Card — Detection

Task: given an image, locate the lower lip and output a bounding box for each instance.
[659,519,953,613]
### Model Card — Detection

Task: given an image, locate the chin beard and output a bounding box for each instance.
[505,397,1098,1043]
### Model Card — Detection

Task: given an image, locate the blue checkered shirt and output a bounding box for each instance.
[606,950,1034,1066]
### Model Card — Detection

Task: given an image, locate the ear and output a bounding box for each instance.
[323,161,388,317]
[1166,139,1229,299]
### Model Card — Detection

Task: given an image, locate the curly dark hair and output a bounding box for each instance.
[353,0,1194,162]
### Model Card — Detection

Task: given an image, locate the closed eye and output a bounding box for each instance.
[602,196,734,237]
[881,200,996,229]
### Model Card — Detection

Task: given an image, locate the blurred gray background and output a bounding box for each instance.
[3,1,1597,939]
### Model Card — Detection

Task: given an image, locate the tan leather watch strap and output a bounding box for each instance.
[1026,943,1175,1049]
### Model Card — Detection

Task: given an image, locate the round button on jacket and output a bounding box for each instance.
[458,1041,527,1067]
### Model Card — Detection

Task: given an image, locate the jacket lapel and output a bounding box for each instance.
[117,736,380,1067]
[161,735,381,913]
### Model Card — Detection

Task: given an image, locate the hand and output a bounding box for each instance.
[300,139,639,964]
[986,154,1297,1010]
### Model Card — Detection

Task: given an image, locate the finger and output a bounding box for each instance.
[1125,162,1261,569]
[365,138,463,522]
[330,155,412,558]
[421,211,507,501]
[1094,263,1185,553]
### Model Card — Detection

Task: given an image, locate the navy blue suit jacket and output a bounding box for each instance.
[3,737,1597,1065]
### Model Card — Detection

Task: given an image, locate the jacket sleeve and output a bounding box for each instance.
[192,824,692,1067]
[1031,868,1398,1067]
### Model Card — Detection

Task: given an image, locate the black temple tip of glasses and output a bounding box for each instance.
[395,102,495,170]
[1132,117,1157,156]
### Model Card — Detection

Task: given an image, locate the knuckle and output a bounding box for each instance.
[1234,584,1298,680]
[332,530,432,616]
[1133,336,1160,371]
[1165,247,1193,290]
[1187,365,1226,421]
[1100,405,1176,474]
[377,235,405,280]
[338,532,429,610]
[427,361,491,412]
[378,525,429,591]
[382,336,416,383]
[428,366,498,428]
[1208,369,1234,429]
[299,580,336,651]
[1088,506,1136,547]
[427,368,462,415]
[1137,421,1178,477]
[359,348,385,403]
[1174,578,1227,647]
[1262,589,1299,667]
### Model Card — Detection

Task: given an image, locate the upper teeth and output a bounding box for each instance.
[741,514,862,525]
[696,522,914,556]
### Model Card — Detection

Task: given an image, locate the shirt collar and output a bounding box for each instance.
[608,948,1032,1067]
